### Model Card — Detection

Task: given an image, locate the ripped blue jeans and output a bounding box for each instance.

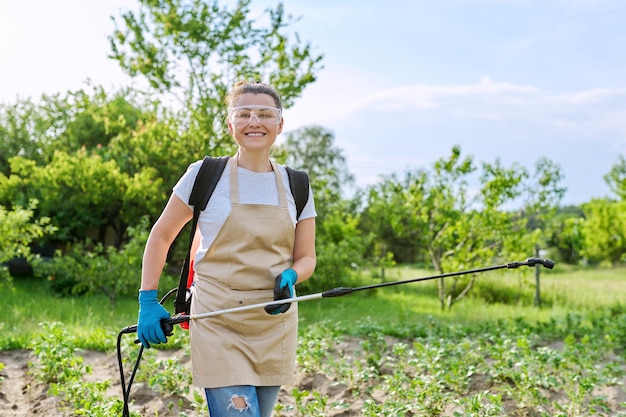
[204,385,280,417]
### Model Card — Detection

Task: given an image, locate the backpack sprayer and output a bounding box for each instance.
[117,257,555,416]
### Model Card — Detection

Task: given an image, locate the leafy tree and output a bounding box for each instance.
[299,201,370,293]
[574,157,626,266]
[604,155,626,200]
[0,86,149,176]
[519,158,566,252]
[514,158,566,305]
[366,146,535,309]
[109,0,323,140]
[0,96,59,174]
[0,150,162,247]
[360,171,426,264]
[547,206,585,264]
[282,125,354,202]
[580,198,626,266]
[52,87,147,153]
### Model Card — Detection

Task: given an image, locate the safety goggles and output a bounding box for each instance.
[228,105,282,126]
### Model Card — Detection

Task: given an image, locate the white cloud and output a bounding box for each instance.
[332,78,626,137]
[345,77,538,112]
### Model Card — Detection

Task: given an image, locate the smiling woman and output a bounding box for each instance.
[136,81,317,417]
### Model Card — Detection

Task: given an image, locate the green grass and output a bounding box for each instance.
[0,276,139,350]
[300,263,626,332]
[1,264,625,350]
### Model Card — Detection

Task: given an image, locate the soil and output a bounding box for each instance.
[1,345,626,416]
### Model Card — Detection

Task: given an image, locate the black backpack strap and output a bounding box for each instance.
[174,156,229,314]
[192,156,230,210]
[285,166,310,220]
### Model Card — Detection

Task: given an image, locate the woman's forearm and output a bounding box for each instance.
[140,232,171,290]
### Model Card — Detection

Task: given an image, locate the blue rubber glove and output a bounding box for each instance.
[137,290,171,348]
[265,268,298,315]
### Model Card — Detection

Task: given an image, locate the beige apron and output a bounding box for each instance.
[190,158,298,388]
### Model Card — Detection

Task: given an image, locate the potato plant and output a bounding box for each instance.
[23,311,626,417]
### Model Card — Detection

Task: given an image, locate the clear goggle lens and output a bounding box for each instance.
[229,105,282,126]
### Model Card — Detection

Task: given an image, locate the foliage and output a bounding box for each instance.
[34,219,152,305]
[1,150,162,247]
[580,198,626,266]
[0,86,149,174]
[365,147,519,309]
[517,157,567,248]
[605,154,626,200]
[109,0,323,132]
[44,86,149,156]
[0,200,55,286]
[546,206,585,264]
[0,95,60,174]
[23,303,626,416]
[31,322,138,416]
[365,147,566,309]
[283,124,354,202]
[279,124,368,291]
[291,314,626,416]
[300,200,371,293]
[576,155,626,266]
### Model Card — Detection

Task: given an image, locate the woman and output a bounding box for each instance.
[136,80,317,416]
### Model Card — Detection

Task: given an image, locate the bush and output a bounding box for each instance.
[299,204,371,294]
[0,200,56,288]
[34,218,152,304]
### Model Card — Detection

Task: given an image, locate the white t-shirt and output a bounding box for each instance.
[173,158,316,264]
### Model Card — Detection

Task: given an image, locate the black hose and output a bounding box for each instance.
[118,288,177,417]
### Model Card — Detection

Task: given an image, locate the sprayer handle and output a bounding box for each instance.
[132,315,189,344]
[161,315,190,336]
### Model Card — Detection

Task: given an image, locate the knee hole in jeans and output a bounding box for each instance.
[228,394,250,411]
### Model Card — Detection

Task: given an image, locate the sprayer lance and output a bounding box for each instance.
[126,256,556,340]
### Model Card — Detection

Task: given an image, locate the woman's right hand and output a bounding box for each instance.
[137,289,171,348]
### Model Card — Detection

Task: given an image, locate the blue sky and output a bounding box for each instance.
[1,0,625,205]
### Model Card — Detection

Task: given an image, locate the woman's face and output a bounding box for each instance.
[228,93,283,152]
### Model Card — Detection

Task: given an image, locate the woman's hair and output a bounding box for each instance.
[225,80,283,110]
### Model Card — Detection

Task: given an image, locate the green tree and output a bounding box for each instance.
[0,96,59,174]
[0,150,162,247]
[365,146,534,309]
[604,155,626,200]
[361,171,426,264]
[519,157,566,251]
[547,206,585,264]
[580,198,626,265]
[109,0,323,140]
[36,218,151,305]
[300,201,369,293]
[515,158,566,306]
[0,86,148,176]
[282,125,354,202]
[575,158,626,266]
[52,86,147,153]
